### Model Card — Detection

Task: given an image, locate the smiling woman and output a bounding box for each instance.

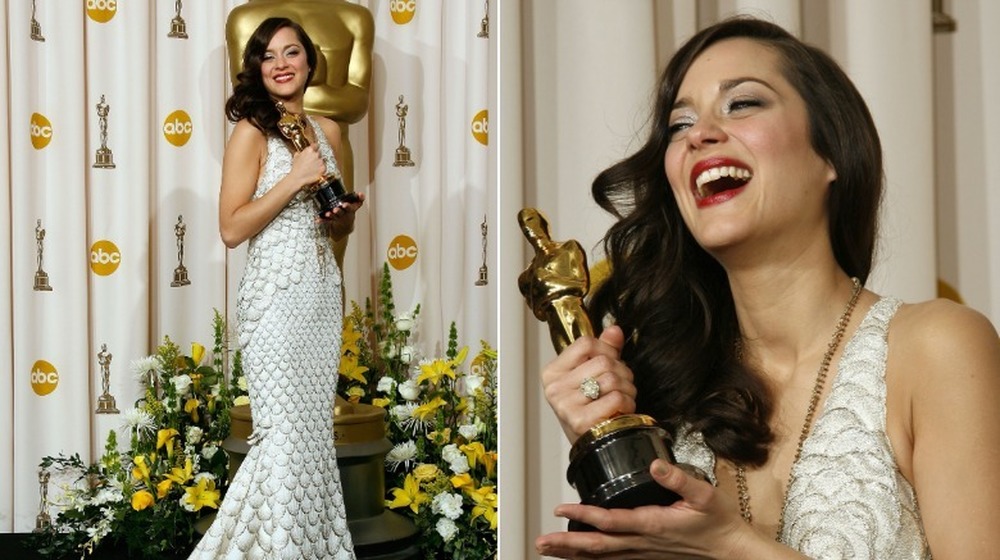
[533,16,1000,560]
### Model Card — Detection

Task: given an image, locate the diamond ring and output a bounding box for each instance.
[579,376,601,400]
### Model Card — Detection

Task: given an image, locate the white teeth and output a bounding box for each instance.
[694,166,752,197]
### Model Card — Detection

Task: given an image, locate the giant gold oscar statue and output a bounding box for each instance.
[519,208,683,531]
[223,6,418,556]
[225,0,373,271]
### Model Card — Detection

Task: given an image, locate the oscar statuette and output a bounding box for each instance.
[95,344,119,414]
[170,215,191,287]
[518,207,681,531]
[275,102,359,217]
[33,219,52,292]
[167,0,188,38]
[34,468,51,532]
[392,95,415,167]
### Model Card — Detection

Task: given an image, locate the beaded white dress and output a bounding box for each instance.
[189,117,355,560]
[673,297,931,559]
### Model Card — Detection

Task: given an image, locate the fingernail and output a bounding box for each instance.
[652,460,669,477]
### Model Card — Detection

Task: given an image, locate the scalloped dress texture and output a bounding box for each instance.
[673,297,931,559]
[189,117,355,560]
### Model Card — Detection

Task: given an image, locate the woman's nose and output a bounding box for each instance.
[686,116,727,148]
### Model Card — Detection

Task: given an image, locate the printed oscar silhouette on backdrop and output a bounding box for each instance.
[518,207,684,531]
[226,0,374,270]
[95,344,119,414]
[34,468,51,533]
[30,0,45,41]
[476,215,489,286]
[168,0,188,38]
[170,215,190,287]
[225,4,417,557]
[33,219,52,292]
[93,95,116,169]
[393,95,414,167]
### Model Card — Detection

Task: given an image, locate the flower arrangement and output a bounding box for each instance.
[337,263,498,559]
[34,311,245,559]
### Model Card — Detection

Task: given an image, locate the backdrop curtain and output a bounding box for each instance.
[1,0,496,533]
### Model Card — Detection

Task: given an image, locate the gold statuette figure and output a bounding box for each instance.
[478,0,489,38]
[34,468,51,532]
[167,0,188,39]
[476,215,489,286]
[93,95,116,169]
[95,344,119,414]
[30,0,45,42]
[393,95,415,167]
[33,219,52,291]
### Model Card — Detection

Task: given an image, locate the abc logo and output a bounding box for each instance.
[471,110,488,146]
[390,0,416,24]
[163,110,193,147]
[387,234,418,270]
[90,239,122,276]
[86,0,117,23]
[30,360,58,396]
[470,353,489,377]
[30,113,53,150]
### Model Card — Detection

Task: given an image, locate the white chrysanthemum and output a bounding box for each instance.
[431,492,465,521]
[448,455,470,475]
[398,379,420,401]
[201,445,218,460]
[458,423,480,441]
[386,440,417,471]
[442,444,463,464]
[435,517,459,542]
[122,407,155,437]
[186,426,203,445]
[130,356,160,382]
[377,376,397,394]
[172,374,193,395]
[391,403,417,423]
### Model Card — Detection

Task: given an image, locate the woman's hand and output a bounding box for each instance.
[535,460,774,560]
[288,144,328,192]
[319,192,365,239]
[541,325,637,443]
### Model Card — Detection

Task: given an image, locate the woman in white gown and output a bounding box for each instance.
[190,17,363,560]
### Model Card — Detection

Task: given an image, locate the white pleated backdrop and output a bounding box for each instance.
[499,0,1000,557]
[1,0,496,533]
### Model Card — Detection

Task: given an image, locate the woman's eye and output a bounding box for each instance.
[668,121,691,139]
[726,98,762,112]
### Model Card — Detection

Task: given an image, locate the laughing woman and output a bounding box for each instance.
[536,17,1000,560]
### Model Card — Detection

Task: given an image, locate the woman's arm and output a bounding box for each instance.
[315,115,363,241]
[895,300,1000,558]
[218,119,328,248]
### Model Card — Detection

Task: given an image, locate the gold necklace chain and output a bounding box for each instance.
[735,277,862,539]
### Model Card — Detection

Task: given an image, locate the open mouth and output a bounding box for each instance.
[693,166,752,200]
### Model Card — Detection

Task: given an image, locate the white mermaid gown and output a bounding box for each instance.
[190,117,355,559]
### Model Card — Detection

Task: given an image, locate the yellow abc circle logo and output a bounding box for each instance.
[30,113,53,150]
[30,360,59,396]
[471,109,488,146]
[86,0,118,23]
[90,239,122,276]
[163,110,193,147]
[387,235,418,270]
[390,0,416,24]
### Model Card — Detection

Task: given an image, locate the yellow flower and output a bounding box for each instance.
[449,346,470,368]
[165,457,193,486]
[412,463,440,482]
[413,396,446,421]
[340,319,364,357]
[131,490,155,511]
[387,474,428,514]
[346,386,365,404]
[191,342,205,365]
[416,359,454,386]
[338,354,369,384]
[131,455,151,482]
[450,472,474,490]
[157,428,179,458]
[460,441,486,470]
[234,395,250,407]
[185,398,201,423]
[481,450,498,478]
[468,485,498,529]
[182,477,220,512]
[427,428,451,445]
[155,478,173,499]
[372,397,390,408]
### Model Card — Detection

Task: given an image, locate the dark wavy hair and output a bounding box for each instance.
[587,17,883,466]
[225,17,317,136]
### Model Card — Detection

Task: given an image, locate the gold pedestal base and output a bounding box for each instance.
[171,267,190,287]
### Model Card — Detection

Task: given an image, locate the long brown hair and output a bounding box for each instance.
[588,17,883,466]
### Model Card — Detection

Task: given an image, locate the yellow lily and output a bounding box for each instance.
[460,441,486,470]
[413,396,447,421]
[165,457,193,486]
[387,474,428,514]
[157,428,180,458]
[190,342,205,365]
[449,345,470,368]
[372,397,390,408]
[481,450,498,478]
[416,359,454,386]
[182,477,221,511]
[131,455,151,483]
[338,354,369,384]
[131,490,155,511]
[185,398,201,423]
[468,485,498,529]
[450,472,474,491]
[340,320,364,357]
[155,478,174,499]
